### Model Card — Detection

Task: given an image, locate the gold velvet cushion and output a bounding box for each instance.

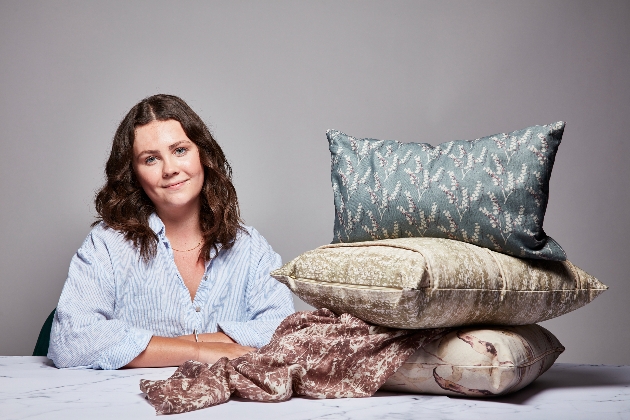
[382,324,564,396]
[271,237,607,329]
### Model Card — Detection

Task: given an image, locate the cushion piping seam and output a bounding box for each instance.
[485,248,508,301]
[275,276,607,292]
[401,347,565,369]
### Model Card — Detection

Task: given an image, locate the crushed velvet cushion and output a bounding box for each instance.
[271,238,607,329]
[382,324,564,397]
[328,122,566,260]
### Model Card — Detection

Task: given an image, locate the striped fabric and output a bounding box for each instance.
[48,214,295,370]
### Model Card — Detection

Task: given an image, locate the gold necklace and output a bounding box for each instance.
[172,240,203,252]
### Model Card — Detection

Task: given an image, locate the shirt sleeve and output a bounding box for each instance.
[48,228,153,369]
[218,229,295,348]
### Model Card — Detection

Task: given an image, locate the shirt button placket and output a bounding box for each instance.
[193,305,202,336]
[195,267,210,334]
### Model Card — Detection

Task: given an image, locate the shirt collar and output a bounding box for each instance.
[147,212,227,259]
[148,213,166,239]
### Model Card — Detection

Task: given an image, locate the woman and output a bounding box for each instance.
[48,94,294,369]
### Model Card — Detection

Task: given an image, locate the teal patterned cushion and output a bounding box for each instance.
[328,122,566,260]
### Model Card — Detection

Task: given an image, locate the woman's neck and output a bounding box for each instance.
[157,205,204,250]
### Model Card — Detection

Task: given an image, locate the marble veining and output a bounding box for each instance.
[1,357,629,419]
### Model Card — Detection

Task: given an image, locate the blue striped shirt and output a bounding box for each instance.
[48,214,295,370]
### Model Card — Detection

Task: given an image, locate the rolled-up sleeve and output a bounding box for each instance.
[48,231,153,370]
[218,230,294,348]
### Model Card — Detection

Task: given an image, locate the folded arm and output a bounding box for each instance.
[124,334,255,368]
[49,226,292,369]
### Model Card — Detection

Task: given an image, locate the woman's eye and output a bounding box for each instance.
[174,147,187,156]
[145,156,157,164]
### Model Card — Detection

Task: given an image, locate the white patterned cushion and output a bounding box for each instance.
[382,324,564,396]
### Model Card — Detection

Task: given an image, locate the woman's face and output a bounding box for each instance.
[133,119,205,217]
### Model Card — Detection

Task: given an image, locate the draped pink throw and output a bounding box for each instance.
[140,309,445,415]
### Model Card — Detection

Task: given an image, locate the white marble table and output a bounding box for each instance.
[1,357,629,419]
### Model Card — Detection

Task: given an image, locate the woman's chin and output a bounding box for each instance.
[155,198,200,214]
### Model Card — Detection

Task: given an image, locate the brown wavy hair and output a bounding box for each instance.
[94,94,244,262]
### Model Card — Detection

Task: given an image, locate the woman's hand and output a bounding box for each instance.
[184,332,257,364]
[195,342,256,364]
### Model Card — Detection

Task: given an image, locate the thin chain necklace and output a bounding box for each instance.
[171,240,203,252]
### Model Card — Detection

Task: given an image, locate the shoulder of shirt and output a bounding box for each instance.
[81,221,131,250]
[231,225,281,266]
[89,221,125,238]
[230,225,275,254]
[236,225,267,243]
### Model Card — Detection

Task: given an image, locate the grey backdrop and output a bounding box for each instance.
[1,0,628,364]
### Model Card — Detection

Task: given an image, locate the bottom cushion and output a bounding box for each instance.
[381,324,564,397]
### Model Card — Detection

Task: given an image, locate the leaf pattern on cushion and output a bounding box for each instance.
[328,122,567,260]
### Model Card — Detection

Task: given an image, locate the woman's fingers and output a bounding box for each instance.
[197,342,256,363]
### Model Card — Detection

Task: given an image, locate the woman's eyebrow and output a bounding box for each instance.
[137,148,159,157]
[168,140,192,150]
[136,140,191,156]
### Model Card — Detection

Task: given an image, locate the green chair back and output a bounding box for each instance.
[33,309,56,357]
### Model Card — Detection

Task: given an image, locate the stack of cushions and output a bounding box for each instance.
[271,122,607,397]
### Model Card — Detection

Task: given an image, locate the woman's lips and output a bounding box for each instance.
[164,179,188,189]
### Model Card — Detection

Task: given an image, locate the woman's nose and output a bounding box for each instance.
[162,156,179,177]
